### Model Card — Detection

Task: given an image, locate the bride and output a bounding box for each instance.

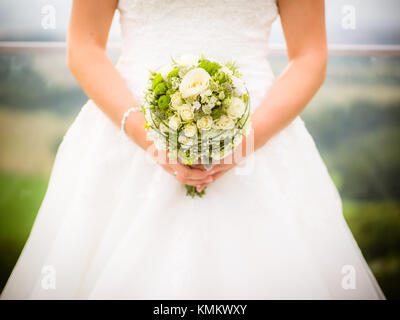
[2,0,384,299]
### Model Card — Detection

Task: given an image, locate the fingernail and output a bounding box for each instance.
[206,177,213,183]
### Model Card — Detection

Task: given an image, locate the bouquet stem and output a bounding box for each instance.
[185,185,206,198]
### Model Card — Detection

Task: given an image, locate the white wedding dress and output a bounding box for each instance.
[2,0,384,299]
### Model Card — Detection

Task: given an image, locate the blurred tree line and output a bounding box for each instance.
[0,53,399,298]
[0,54,86,115]
[303,102,400,201]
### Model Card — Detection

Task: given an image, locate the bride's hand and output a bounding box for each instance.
[191,136,250,192]
[154,149,214,187]
[193,157,237,193]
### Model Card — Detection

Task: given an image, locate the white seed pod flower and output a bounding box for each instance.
[192,101,201,111]
[202,104,213,115]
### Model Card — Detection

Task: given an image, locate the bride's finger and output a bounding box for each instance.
[196,184,208,192]
[210,170,227,182]
[207,164,227,173]
[179,176,213,187]
[176,163,212,180]
[189,164,206,170]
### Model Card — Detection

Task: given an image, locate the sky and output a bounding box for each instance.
[0,0,399,45]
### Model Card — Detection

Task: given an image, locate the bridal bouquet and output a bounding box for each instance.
[141,54,251,197]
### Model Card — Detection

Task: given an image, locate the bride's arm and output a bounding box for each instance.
[251,0,327,150]
[67,0,149,149]
[67,0,212,186]
[202,0,327,188]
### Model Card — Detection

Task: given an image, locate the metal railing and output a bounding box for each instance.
[0,41,400,57]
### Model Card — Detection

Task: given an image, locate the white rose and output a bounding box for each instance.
[200,89,212,99]
[178,104,194,121]
[170,92,183,110]
[176,54,199,66]
[208,95,218,108]
[213,115,235,130]
[183,123,197,137]
[158,64,174,80]
[197,115,213,131]
[226,97,246,119]
[179,68,211,98]
[168,115,181,130]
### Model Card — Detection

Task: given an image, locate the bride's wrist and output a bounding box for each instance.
[123,109,154,151]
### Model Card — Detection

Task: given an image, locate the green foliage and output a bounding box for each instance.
[211,106,223,119]
[0,55,86,115]
[0,173,48,291]
[215,71,230,84]
[344,201,400,261]
[225,59,241,77]
[302,102,400,201]
[185,185,206,198]
[343,201,400,298]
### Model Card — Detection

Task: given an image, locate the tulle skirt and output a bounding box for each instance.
[1,83,384,299]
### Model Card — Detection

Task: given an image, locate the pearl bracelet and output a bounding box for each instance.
[121,107,141,135]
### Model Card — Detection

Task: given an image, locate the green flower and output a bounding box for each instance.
[198,59,221,76]
[167,68,180,79]
[154,82,167,96]
[152,73,163,89]
[158,95,170,110]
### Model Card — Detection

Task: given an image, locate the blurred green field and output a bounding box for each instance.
[0,54,399,298]
[0,172,47,291]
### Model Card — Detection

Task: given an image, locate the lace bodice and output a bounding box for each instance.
[116,0,279,108]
